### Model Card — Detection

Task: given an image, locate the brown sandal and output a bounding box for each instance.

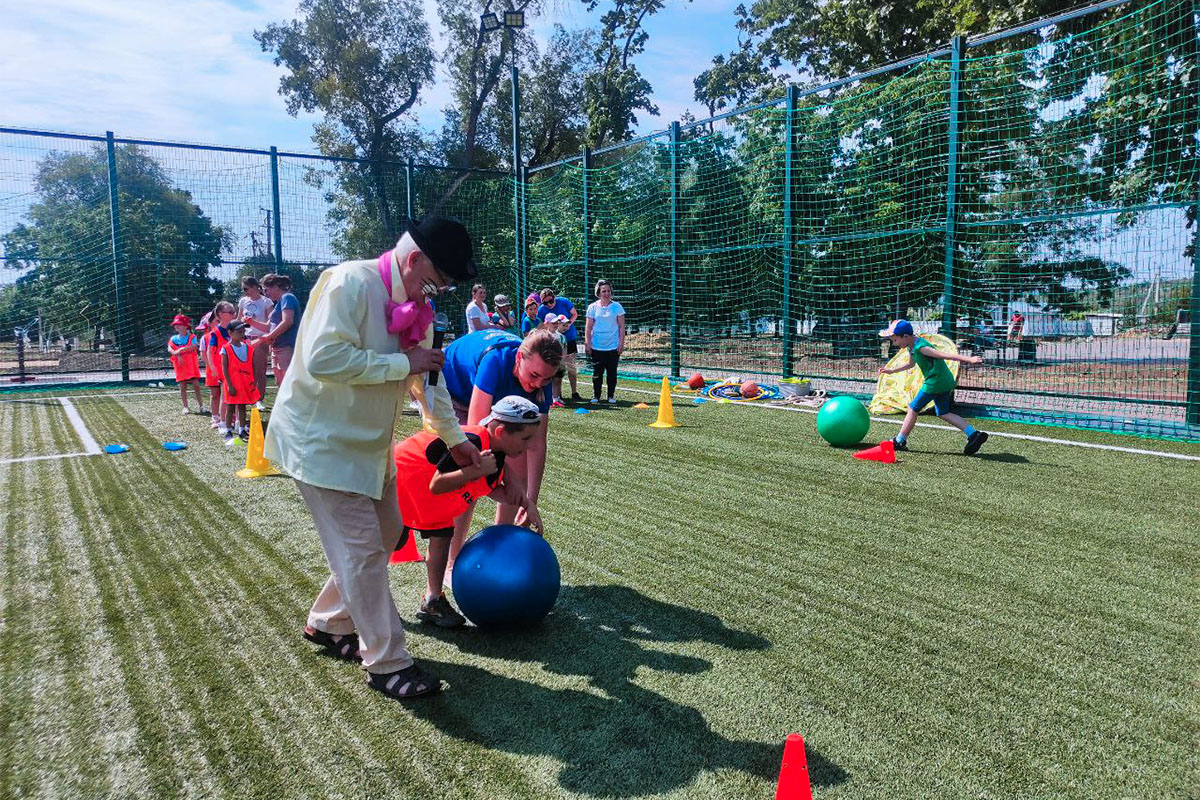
[302,625,362,663]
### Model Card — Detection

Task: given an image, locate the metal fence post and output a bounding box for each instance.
[521,165,531,300]
[269,146,284,269]
[1187,194,1200,426]
[405,158,415,220]
[782,86,798,378]
[582,146,592,301]
[105,131,130,382]
[670,122,681,377]
[941,35,966,339]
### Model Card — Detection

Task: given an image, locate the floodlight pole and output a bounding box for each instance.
[511,56,524,304]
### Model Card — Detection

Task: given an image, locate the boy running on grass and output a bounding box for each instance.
[393,395,545,628]
[877,319,989,455]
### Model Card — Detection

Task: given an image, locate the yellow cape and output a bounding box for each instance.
[869,333,960,415]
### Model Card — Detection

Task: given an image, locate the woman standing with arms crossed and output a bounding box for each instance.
[584,279,626,404]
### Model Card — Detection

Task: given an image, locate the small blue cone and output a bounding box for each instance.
[693,397,707,404]
[162,442,188,451]
[575,407,590,414]
[103,444,130,454]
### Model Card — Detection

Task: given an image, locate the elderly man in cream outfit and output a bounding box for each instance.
[266,216,480,701]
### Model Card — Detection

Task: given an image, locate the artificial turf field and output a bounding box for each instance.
[1,382,1197,799]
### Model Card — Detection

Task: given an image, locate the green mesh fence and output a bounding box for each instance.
[1,0,1196,440]
[0,135,516,384]
[523,0,1199,441]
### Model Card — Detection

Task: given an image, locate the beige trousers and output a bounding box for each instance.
[296,475,413,674]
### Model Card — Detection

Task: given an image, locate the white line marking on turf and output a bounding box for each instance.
[618,387,1200,463]
[0,452,95,466]
[59,397,102,455]
[0,390,176,403]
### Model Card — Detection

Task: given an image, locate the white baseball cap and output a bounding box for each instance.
[480,395,542,425]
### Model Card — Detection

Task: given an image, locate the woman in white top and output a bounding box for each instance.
[464,284,492,333]
[584,279,626,403]
[237,275,274,401]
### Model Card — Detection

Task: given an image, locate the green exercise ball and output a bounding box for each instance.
[816,395,871,446]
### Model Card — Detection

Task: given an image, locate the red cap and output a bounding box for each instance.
[171,314,192,328]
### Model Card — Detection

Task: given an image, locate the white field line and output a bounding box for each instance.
[59,398,102,455]
[0,452,96,466]
[618,387,1200,463]
[0,390,176,403]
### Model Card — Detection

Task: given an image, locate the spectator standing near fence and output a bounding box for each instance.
[585,279,625,404]
[521,294,540,337]
[238,276,274,403]
[491,294,517,333]
[254,273,302,388]
[537,286,582,402]
[465,284,493,333]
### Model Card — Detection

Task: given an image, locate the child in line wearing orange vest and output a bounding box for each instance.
[167,314,206,415]
[393,395,545,628]
[204,302,237,434]
[220,321,260,446]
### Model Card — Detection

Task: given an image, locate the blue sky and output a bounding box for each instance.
[0,0,744,153]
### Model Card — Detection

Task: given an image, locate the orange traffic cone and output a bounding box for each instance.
[775,733,813,800]
[390,530,424,564]
[236,407,281,478]
[648,376,679,429]
[853,440,896,463]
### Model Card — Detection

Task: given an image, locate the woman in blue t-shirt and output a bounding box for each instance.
[584,279,626,403]
[256,273,302,387]
[439,328,564,579]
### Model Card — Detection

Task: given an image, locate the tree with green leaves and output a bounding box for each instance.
[255,0,435,251]
[581,0,688,147]
[492,26,592,167]
[1,145,227,351]
[436,0,540,171]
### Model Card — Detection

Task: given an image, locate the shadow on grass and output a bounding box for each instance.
[409,585,849,796]
[919,450,1032,464]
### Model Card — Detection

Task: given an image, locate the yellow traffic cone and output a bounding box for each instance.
[649,376,679,429]
[236,407,281,478]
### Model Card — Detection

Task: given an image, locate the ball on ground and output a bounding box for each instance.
[451,524,561,627]
[740,380,759,398]
[815,395,871,446]
[687,372,706,390]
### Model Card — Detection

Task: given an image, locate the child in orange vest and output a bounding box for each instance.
[204,302,237,433]
[167,314,206,415]
[220,321,260,445]
[393,395,544,628]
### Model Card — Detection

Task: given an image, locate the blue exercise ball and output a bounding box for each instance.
[451,524,561,627]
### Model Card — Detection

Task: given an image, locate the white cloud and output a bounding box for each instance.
[0,0,741,150]
[0,0,319,150]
